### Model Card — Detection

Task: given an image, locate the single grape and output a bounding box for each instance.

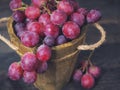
[62,21,80,39]
[21,52,38,71]
[73,69,83,82]
[27,22,45,37]
[88,66,101,78]
[43,36,55,47]
[87,9,102,23]
[25,6,40,20]
[14,22,26,33]
[14,23,27,38]
[9,0,22,11]
[36,61,48,73]
[36,44,51,62]
[44,23,59,38]
[20,31,40,47]
[70,12,85,27]
[12,10,25,22]
[77,8,88,16]
[51,9,67,25]
[32,0,48,7]
[57,1,74,15]
[81,73,95,89]
[23,71,37,84]
[38,13,51,25]
[8,62,23,80]
[56,35,67,45]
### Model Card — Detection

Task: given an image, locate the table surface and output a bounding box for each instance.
[0,0,120,90]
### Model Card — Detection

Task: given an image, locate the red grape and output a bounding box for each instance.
[87,9,102,23]
[88,66,101,78]
[62,21,80,39]
[21,52,38,71]
[77,8,88,16]
[36,44,51,62]
[51,9,67,25]
[70,12,85,27]
[9,0,22,11]
[8,62,23,80]
[43,36,55,47]
[12,10,25,23]
[23,71,37,84]
[57,1,74,15]
[32,0,48,7]
[20,31,40,47]
[25,6,40,20]
[38,13,51,25]
[27,22,45,37]
[81,73,95,89]
[44,23,59,38]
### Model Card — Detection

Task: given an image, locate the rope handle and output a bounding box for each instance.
[0,17,9,23]
[77,23,106,50]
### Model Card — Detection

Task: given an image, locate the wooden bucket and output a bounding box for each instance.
[0,17,106,90]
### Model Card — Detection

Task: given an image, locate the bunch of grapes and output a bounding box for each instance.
[73,60,101,89]
[8,0,102,84]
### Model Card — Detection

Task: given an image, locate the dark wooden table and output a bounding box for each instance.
[0,0,120,90]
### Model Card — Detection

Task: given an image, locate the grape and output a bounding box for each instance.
[43,36,55,47]
[36,44,51,62]
[62,21,80,39]
[77,8,88,16]
[12,10,25,22]
[38,13,51,25]
[9,0,22,11]
[23,71,37,84]
[69,0,79,10]
[36,61,48,73]
[21,52,38,71]
[56,35,67,45]
[27,22,45,37]
[57,1,74,15]
[87,9,102,23]
[88,66,101,78]
[73,69,83,82]
[20,31,40,47]
[25,6,40,20]
[14,22,26,33]
[70,12,85,27]
[51,9,67,25]
[81,73,95,89]
[44,23,59,38]
[32,0,48,7]
[8,62,23,80]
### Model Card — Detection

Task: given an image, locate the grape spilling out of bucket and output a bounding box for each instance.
[8,0,102,85]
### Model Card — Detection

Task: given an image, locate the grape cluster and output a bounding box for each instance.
[8,0,102,84]
[73,60,101,89]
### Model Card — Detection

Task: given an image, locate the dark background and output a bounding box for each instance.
[0,0,120,90]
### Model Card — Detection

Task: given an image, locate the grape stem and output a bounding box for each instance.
[88,50,95,66]
[43,6,51,15]
[54,0,59,4]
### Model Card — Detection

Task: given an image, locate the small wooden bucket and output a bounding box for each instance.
[0,17,106,90]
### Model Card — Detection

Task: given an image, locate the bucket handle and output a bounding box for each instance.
[77,23,106,50]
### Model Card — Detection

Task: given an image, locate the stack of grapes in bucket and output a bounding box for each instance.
[8,0,101,89]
